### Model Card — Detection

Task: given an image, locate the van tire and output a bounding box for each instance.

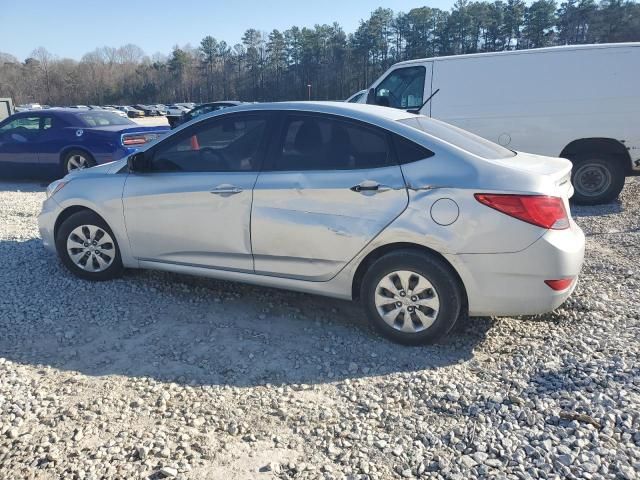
[570,155,625,205]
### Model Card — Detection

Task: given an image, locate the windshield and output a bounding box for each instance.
[398,116,516,159]
[75,111,135,127]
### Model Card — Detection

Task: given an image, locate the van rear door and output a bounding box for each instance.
[368,63,433,112]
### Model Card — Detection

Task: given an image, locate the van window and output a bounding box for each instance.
[374,66,426,109]
[399,116,516,159]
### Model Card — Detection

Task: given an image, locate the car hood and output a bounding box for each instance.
[65,159,125,179]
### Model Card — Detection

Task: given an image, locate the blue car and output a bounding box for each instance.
[0,109,169,177]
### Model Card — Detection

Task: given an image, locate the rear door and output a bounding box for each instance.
[251,112,408,281]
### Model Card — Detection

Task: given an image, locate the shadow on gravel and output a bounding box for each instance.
[0,239,493,388]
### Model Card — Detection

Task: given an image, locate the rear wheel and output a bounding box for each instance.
[55,210,123,281]
[361,250,463,345]
[63,149,95,175]
[570,155,625,205]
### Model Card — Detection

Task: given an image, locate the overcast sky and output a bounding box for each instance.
[1,0,459,61]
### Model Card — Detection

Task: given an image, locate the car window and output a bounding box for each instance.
[393,135,434,164]
[75,112,135,127]
[375,66,426,109]
[273,115,391,171]
[41,117,53,130]
[0,117,41,133]
[347,92,364,103]
[399,116,516,159]
[151,114,267,172]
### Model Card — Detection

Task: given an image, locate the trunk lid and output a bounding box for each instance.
[489,151,574,204]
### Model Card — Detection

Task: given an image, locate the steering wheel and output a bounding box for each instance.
[199,147,229,170]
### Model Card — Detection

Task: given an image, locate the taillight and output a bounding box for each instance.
[544,278,574,291]
[122,132,161,146]
[474,194,569,230]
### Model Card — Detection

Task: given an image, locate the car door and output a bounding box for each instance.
[34,114,68,169]
[122,112,271,271]
[0,115,43,171]
[251,113,409,281]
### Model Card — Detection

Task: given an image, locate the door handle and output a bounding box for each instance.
[350,181,391,193]
[210,184,243,195]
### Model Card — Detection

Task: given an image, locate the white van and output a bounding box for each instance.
[360,43,640,204]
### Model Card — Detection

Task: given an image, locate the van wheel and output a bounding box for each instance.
[63,149,95,175]
[361,250,462,345]
[571,155,625,205]
[55,210,123,281]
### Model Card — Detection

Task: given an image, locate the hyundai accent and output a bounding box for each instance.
[38,102,585,344]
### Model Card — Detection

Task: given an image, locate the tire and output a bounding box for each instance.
[360,250,463,345]
[570,155,625,205]
[62,149,96,175]
[55,210,124,281]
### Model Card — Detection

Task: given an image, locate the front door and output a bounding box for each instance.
[251,113,408,281]
[122,112,270,271]
[0,115,43,174]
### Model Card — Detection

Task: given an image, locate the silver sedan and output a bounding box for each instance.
[38,102,585,344]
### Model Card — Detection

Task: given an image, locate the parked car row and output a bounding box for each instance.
[0,108,169,176]
[166,101,243,128]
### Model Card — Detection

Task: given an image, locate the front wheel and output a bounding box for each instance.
[361,250,463,345]
[571,155,625,205]
[55,210,123,281]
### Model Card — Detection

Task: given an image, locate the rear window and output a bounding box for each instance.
[398,116,516,159]
[75,112,135,127]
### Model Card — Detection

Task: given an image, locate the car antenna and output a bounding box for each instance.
[407,88,440,115]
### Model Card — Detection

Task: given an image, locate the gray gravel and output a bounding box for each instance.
[0,178,639,480]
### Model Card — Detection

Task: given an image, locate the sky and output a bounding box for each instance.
[0,0,456,61]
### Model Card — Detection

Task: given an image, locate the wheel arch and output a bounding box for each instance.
[351,242,468,307]
[560,137,632,175]
[59,146,95,167]
[54,205,106,241]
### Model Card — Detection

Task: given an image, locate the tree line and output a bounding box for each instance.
[1,0,638,106]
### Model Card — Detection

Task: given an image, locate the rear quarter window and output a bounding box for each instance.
[393,135,434,164]
[399,116,515,160]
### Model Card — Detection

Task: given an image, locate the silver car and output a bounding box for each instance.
[38,102,585,345]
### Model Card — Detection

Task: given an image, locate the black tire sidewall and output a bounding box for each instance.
[571,155,625,205]
[55,210,123,281]
[361,250,462,345]
[63,149,96,176]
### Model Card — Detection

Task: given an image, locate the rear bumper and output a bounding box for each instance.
[447,221,585,316]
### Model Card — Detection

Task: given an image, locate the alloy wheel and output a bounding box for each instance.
[66,225,115,272]
[374,270,440,333]
[67,154,88,172]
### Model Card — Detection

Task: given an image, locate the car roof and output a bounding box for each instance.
[210,101,418,123]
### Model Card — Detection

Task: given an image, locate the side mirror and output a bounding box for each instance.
[127,152,150,172]
[366,88,376,105]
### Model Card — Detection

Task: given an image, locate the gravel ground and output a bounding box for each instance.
[0,178,638,480]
